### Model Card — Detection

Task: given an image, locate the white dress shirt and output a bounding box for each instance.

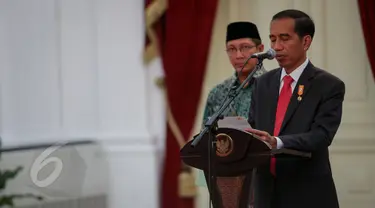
[275,58,309,149]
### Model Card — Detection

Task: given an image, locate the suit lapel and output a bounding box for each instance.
[279,62,316,134]
[267,69,282,134]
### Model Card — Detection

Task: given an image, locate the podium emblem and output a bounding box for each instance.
[216,133,234,157]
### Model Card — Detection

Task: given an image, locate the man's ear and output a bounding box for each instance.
[303,36,312,51]
[258,44,264,52]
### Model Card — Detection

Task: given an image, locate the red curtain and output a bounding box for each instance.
[145,0,218,207]
[157,1,218,208]
[358,0,375,81]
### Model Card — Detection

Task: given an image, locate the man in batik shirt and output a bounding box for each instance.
[196,21,267,187]
[202,21,267,124]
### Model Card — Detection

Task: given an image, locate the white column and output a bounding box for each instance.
[228,0,241,23]
[308,0,325,67]
[95,0,159,207]
[0,0,64,144]
[323,0,375,207]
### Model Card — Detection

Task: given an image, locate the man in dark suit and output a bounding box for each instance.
[246,9,345,208]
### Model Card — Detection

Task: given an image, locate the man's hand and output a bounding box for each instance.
[245,128,277,148]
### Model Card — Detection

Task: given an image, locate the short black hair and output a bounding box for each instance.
[272,9,315,39]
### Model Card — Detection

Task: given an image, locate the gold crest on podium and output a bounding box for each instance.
[216,133,234,157]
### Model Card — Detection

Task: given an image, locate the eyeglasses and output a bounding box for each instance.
[226,45,256,56]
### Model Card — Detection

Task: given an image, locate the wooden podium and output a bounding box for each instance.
[180,127,311,208]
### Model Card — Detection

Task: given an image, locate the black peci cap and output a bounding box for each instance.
[226,21,261,42]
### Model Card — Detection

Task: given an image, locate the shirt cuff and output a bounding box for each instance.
[275,137,284,149]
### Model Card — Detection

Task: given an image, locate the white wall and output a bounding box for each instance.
[0,0,165,208]
[194,0,375,207]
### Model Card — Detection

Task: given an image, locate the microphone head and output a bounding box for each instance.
[250,48,276,60]
[266,48,276,60]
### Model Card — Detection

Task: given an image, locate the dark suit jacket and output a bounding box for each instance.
[248,62,345,208]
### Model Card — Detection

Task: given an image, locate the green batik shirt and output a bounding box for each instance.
[202,67,267,125]
[195,67,267,187]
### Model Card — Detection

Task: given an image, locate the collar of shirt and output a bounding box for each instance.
[279,58,309,92]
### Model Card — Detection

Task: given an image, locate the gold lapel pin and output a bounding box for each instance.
[297,85,304,101]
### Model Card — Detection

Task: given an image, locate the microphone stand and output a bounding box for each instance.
[190,57,265,208]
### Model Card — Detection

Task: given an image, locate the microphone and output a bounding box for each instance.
[251,48,276,60]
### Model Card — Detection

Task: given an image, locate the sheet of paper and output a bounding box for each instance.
[217,116,252,130]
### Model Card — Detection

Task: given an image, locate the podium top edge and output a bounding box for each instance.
[272,148,312,158]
